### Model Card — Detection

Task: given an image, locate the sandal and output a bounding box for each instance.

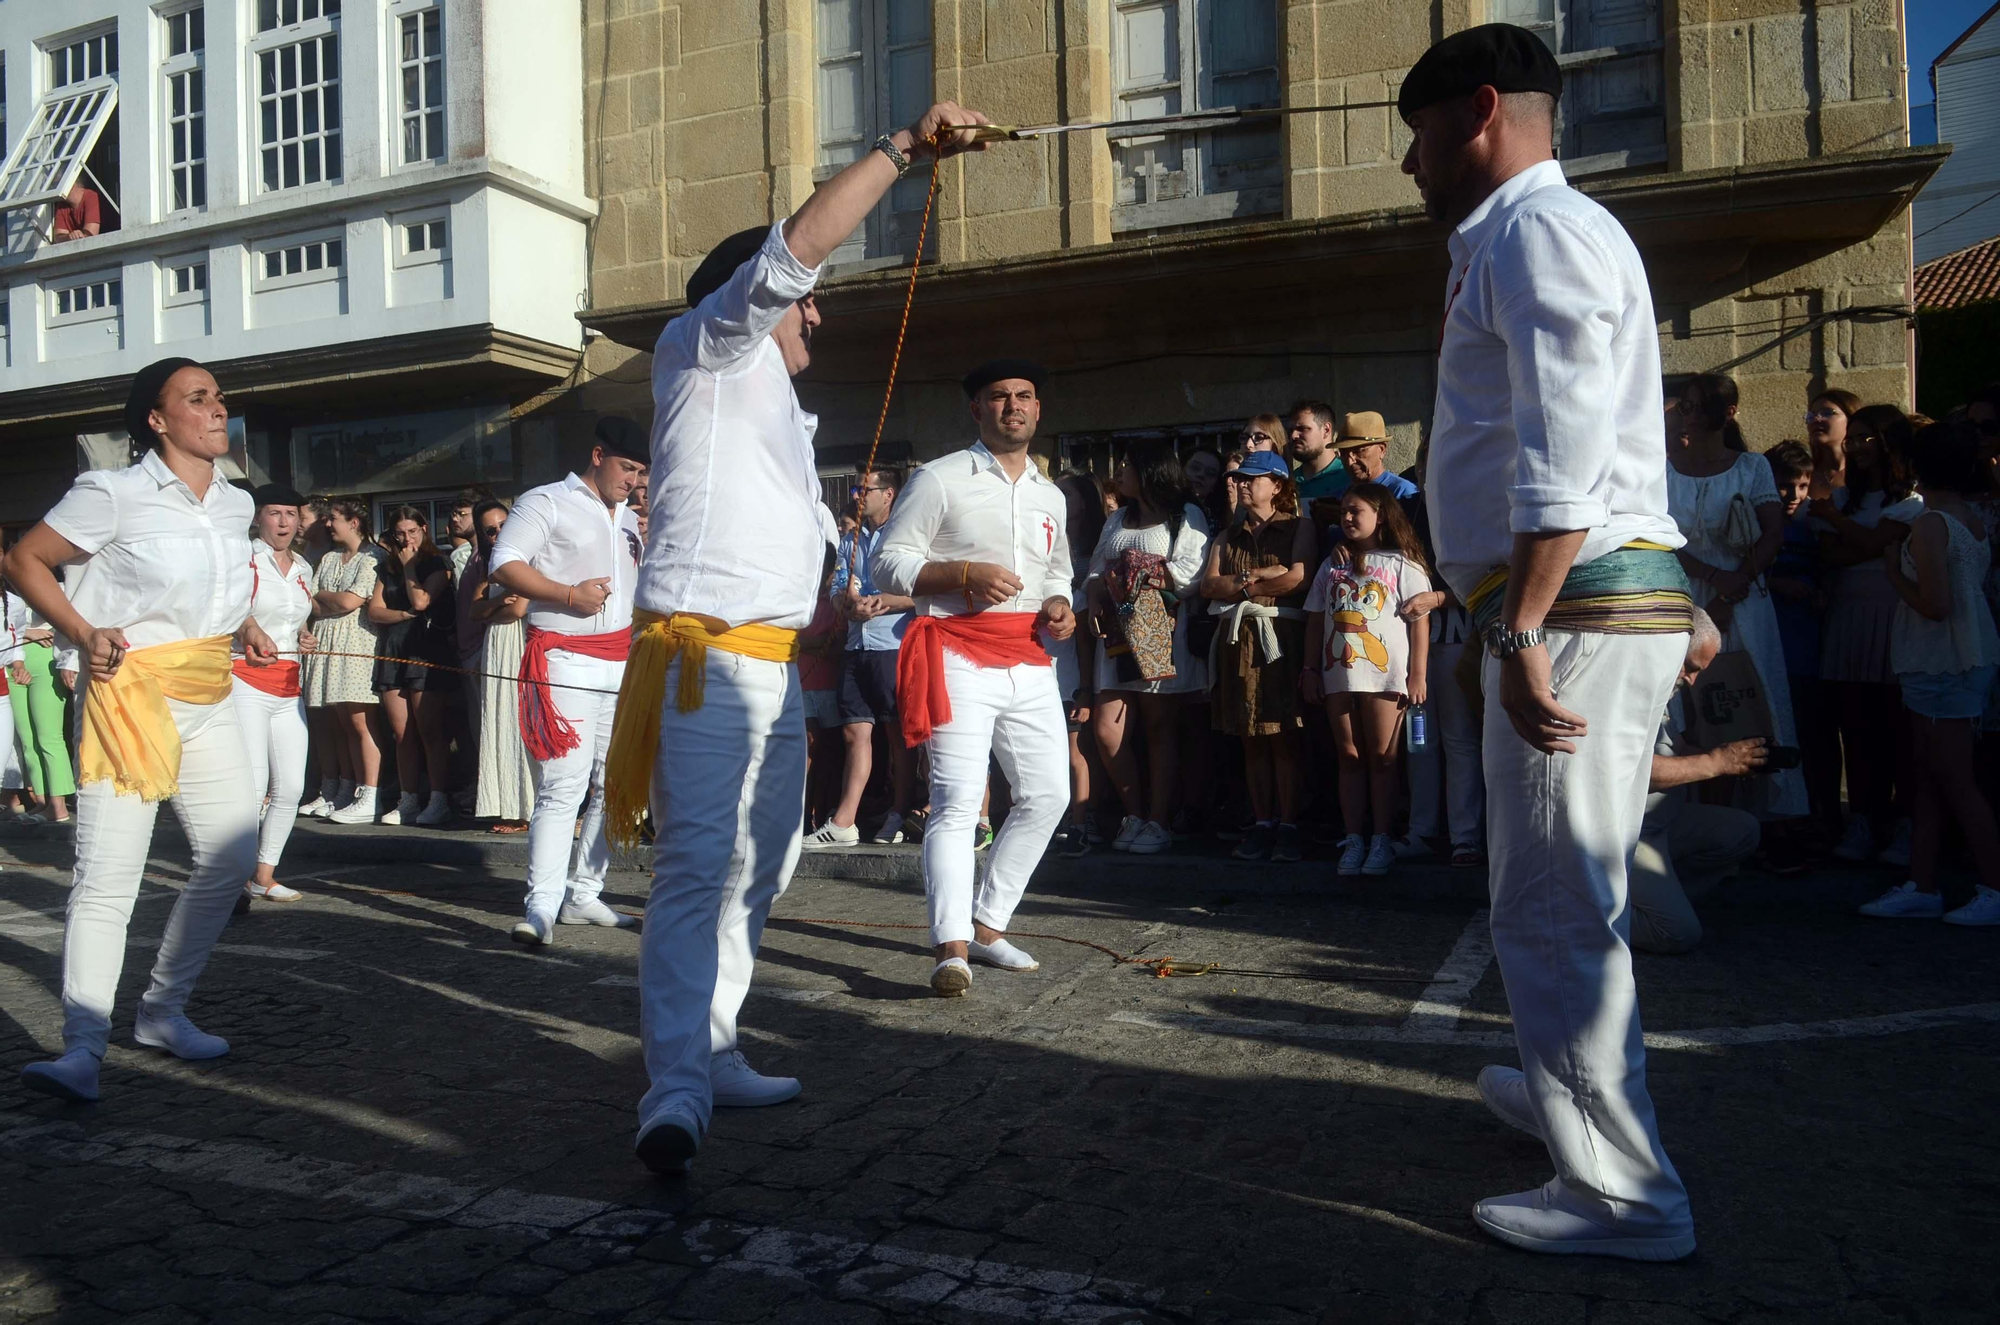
[244,880,304,902]
[489,821,528,835]
[1451,846,1485,868]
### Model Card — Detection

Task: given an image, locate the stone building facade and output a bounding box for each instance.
[573,0,1943,485]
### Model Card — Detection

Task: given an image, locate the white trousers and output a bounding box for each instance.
[524,651,620,921]
[230,677,309,867]
[62,694,259,1057]
[924,651,1069,946]
[1481,629,1692,1233]
[1407,638,1485,847]
[638,650,804,1136]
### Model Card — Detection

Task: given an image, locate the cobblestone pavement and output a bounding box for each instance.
[1,842,1997,1324]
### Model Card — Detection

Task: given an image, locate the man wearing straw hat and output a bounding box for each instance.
[604,100,994,1177]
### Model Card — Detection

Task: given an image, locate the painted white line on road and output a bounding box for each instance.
[1112,1002,2000,1052]
[1400,909,1492,1034]
[0,1113,1163,1322]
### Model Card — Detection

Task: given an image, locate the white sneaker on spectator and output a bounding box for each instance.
[1126,821,1172,854]
[1857,881,1943,919]
[1831,815,1874,861]
[1111,816,1144,852]
[1362,834,1396,876]
[1473,1181,1695,1261]
[413,792,452,827]
[710,1049,801,1106]
[802,821,859,850]
[381,792,422,826]
[511,913,556,947]
[298,778,337,817]
[968,937,1038,971]
[1875,819,1912,868]
[326,787,379,825]
[871,811,906,844]
[1335,834,1366,876]
[1943,886,2000,927]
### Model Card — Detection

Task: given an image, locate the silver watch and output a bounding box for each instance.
[1486,624,1546,659]
[872,135,912,178]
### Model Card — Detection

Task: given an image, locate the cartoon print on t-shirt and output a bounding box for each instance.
[1327,574,1390,672]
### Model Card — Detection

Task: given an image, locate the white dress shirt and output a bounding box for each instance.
[238,544,316,658]
[488,472,640,636]
[638,221,828,632]
[1424,158,1684,602]
[42,449,255,651]
[871,442,1073,617]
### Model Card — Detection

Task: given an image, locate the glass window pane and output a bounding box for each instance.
[819,60,864,144]
[1118,2,1177,88]
[304,145,322,185]
[281,47,298,92]
[301,40,318,85]
[425,110,443,154]
[305,245,322,271]
[169,14,186,58]
[109,280,122,305]
[286,248,301,275]
[430,220,446,249]
[262,147,279,190]
[887,0,931,45]
[403,66,420,113]
[325,90,341,130]
[190,113,205,158]
[262,100,278,143]
[192,9,205,50]
[888,46,931,127]
[261,50,277,95]
[192,165,207,207]
[403,120,421,163]
[424,63,441,108]
[283,142,299,188]
[172,121,187,162]
[402,16,419,62]
[323,38,339,80]
[191,69,205,112]
[327,239,342,267]
[260,0,277,32]
[265,251,281,278]
[282,96,298,139]
[172,76,186,118]
[424,10,441,52]
[173,171,188,210]
[817,0,861,58]
[194,264,207,290]
[303,96,319,134]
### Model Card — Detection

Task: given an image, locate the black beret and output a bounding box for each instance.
[1397,23,1563,121]
[684,226,770,311]
[252,483,305,510]
[961,359,1047,398]
[594,415,650,463]
[124,356,206,449]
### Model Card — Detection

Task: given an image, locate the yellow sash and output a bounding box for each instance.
[79,635,234,802]
[1462,540,1678,618]
[603,611,801,850]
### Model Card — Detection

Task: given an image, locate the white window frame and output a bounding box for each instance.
[813,0,933,265]
[254,229,345,291]
[161,4,208,213]
[392,210,448,268]
[257,0,341,28]
[1109,0,1282,233]
[47,270,123,326]
[0,77,120,219]
[161,252,208,308]
[390,0,446,167]
[249,3,343,194]
[49,29,120,90]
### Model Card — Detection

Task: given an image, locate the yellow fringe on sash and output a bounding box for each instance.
[78,635,234,802]
[603,610,801,851]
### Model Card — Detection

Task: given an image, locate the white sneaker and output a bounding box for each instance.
[296,796,332,818]
[930,957,972,998]
[968,937,1039,971]
[710,1049,802,1107]
[1943,885,2000,927]
[1831,815,1874,862]
[244,880,303,902]
[1474,1181,1695,1261]
[1475,1066,1545,1142]
[558,897,638,928]
[802,821,860,850]
[1111,815,1144,852]
[379,792,421,827]
[510,913,555,947]
[1126,820,1172,855]
[412,792,452,827]
[133,1010,230,1060]
[1391,834,1431,859]
[1335,834,1366,876]
[1858,881,1943,919]
[21,1049,101,1103]
[326,787,379,825]
[1875,819,1913,868]
[1362,834,1396,876]
[871,811,906,844]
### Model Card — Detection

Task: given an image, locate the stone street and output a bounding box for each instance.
[1,837,1996,1324]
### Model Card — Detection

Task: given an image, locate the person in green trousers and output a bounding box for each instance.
[7,636,75,824]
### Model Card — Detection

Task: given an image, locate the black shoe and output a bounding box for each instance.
[1270,823,1302,863]
[636,1117,699,1176]
[1055,824,1090,857]
[1232,823,1274,860]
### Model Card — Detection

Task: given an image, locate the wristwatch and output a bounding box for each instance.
[1485,624,1546,659]
[872,135,912,178]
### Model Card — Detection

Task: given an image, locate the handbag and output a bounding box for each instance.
[1721,492,1761,560]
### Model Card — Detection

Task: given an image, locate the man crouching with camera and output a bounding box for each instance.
[1633,608,1780,955]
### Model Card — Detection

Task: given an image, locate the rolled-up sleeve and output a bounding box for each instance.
[679,222,824,375]
[870,468,946,597]
[488,489,555,575]
[1492,213,1622,535]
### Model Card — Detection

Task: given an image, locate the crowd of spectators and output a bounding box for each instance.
[4,381,1998,939]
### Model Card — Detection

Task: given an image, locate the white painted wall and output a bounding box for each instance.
[0,0,593,394]
[1915,10,2000,265]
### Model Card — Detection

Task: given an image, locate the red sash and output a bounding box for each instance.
[520,626,631,761]
[232,657,300,698]
[896,612,1050,748]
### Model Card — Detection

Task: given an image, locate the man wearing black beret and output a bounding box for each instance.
[1403,25,1699,1260]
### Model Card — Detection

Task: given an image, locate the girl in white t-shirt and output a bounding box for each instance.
[1304,484,1433,878]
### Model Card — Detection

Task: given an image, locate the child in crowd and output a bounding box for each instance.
[1861,418,2000,925]
[1765,439,1841,844]
[1303,483,1431,878]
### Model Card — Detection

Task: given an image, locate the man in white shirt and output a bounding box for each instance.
[624,100,993,1177]
[1405,26,1696,1260]
[871,361,1076,998]
[488,417,648,946]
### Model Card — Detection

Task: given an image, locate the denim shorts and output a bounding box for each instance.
[1898,665,1998,721]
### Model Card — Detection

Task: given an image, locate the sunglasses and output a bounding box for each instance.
[1805,409,1842,422]
[1239,431,1273,444]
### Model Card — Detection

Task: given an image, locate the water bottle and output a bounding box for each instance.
[1405,703,1428,752]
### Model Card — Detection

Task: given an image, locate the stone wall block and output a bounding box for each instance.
[626,191,667,265]
[593,194,629,268]
[1816,3,1852,102]
[680,0,760,52]
[1710,24,1753,122]
[963,206,1064,261]
[607,11,665,78]
[985,0,1050,63]
[966,136,1053,214]
[1851,26,1903,101]
[958,52,1064,129]
[1743,111,1809,164]
[1819,99,1903,155]
[673,41,762,119]
[671,172,773,254]
[679,107,768,182]
[1312,1,1431,81]
[1751,15,1809,113]
[597,130,657,195]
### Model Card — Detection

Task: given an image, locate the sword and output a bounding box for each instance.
[964,100,1402,143]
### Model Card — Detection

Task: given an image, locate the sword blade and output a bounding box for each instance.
[970,100,1399,143]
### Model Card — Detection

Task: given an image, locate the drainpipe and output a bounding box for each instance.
[1898,0,1917,407]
